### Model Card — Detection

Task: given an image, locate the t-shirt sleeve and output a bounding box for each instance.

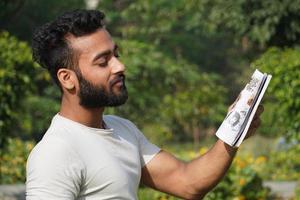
[131,124,161,166]
[26,137,85,200]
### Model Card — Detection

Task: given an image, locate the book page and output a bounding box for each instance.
[234,74,272,146]
[215,69,269,146]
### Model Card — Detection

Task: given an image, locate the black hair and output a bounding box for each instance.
[32,9,105,87]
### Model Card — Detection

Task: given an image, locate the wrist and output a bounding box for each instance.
[217,139,238,156]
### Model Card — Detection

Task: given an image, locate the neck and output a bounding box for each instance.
[59,94,105,129]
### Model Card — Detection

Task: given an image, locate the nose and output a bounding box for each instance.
[111,56,125,74]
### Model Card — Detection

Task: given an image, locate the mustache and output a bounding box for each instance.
[110,74,126,86]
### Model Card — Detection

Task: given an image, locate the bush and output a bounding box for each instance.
[258,144,300,181]
[206,154,270,200]
[253,47,300,142]
[0,31,37,149]
[142,123,173,147]
[0,138,35,184]
[138,187,178,200]
[295,181,300,200]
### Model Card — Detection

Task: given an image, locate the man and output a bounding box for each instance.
[26,9,263,200]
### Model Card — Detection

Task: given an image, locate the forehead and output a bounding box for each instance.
[66,29,114,59]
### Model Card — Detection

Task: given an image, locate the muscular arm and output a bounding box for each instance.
[141,140,236,199]
[141,105,264,200]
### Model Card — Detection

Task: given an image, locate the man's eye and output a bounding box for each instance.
[97,57,108,67]
[98,62,108,67]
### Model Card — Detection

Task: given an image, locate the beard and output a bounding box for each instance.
[76,71,128,108]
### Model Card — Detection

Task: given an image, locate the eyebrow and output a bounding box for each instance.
[92,44,118,63]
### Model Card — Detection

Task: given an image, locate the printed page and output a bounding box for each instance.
[215,69,268,146]
[234,73,272,146]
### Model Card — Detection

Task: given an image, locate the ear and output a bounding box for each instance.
[57,68,76,90]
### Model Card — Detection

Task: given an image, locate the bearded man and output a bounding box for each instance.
[26,9,263,200]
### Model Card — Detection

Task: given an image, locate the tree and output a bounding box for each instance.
[253,47,300,141]
[103,0,244,74]
[0,0,86,41]
[197,0,300,48]
[161,73,226,146]
[0,32,37,149]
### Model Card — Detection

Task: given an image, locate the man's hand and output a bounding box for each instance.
[245,104,264,139]
[227,92,264,140]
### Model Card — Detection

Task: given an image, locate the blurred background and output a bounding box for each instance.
[0,0,300,199]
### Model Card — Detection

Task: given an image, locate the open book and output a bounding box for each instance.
[216,69,272,147]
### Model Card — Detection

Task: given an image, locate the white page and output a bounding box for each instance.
[215,69,272,147]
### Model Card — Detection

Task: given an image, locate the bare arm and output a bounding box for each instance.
[141,105,264,200]
[141,140,236,199]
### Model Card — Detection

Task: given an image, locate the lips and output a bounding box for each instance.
[110,75,125,87]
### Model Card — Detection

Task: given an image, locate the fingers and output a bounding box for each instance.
[251,104,264,122]
[245,104,264,139]
[251,117,261,129]
[256,104,264,116]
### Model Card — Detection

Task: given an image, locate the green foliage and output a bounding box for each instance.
[142,124,173,147]
[182,149,270,200]
[0,138,35,184]
[0,31,36,149]
[17,92,60,141]
[0,30,58,146]
[198,0,300,47]
[0,0,86,41]
[258,102,286,138]
[102,0,244,74]
[295,181,300,199]
[206,156,270,200]
[253,47,300,141]
[161,73,226,127]
[138,187,178,200]
[257,144,300,181]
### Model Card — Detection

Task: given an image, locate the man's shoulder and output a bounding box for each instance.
[104,115,136,128]
[27,135,79,169]
[103,115,141,140]
[104,114,130,122]
[30,133,74,154]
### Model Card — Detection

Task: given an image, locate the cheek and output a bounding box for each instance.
[82,66,111,85]
[94,68,111,87]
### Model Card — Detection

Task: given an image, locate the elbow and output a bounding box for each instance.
[182,193,206,200]
[181,174,218,200]
[182,188,208,200]
[181,181,211,200]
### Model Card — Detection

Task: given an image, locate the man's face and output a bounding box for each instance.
[68,29,128,108]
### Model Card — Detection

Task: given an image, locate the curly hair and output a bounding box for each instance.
[32,9,105,87]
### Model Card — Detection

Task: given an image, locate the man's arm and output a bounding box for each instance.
[141,105,263,200]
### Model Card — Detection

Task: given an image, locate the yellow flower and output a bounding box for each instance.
[199,147,208,155]
[159,196,168,200]
[233,195,246,200]
[26,142,34,151]
[236,158,246,169]
[188,151,197,159]
[239,178,246,186]
[255,156,267,164]
[247,156,254,164]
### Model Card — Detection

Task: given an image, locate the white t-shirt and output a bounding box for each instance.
[26,114,160,200]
